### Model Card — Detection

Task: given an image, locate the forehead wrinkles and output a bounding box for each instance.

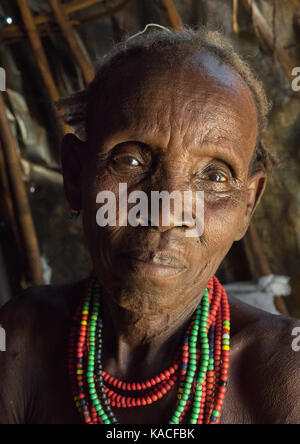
[94,61,258,162]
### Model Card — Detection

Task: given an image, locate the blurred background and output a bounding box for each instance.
[0,0,299,316]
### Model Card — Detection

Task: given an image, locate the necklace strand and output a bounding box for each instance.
[69,276,230,424]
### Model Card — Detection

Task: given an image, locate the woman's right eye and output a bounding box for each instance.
[112,155,142,167]
[108,142,152,176]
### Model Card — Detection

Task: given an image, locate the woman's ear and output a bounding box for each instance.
[234,170,267,241]
[61,133,87,211]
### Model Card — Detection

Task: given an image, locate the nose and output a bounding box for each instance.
[145,190,197,233]
[152,199,188,233]
[139,160,203,235]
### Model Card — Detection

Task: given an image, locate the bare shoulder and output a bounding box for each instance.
[0,281,86,354]
[0,282,86,424]
[230,297,300,424]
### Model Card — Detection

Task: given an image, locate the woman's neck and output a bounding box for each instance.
[101,291,202,380]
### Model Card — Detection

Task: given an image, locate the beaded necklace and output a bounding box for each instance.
[69,275,230,424]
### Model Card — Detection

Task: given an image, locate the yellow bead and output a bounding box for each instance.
[81,321,87,326]
[177,394,182,400]
[77,369,84,375]
[82,310,89,315]
[178,388,184,393]
[222,345,230,351]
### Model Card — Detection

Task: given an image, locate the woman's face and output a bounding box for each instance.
[63,51,265,314]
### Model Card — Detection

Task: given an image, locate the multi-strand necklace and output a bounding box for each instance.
[69,275,230,424]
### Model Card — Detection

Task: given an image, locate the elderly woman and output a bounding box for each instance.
[0,26,299,425]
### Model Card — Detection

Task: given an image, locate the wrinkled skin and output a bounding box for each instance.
[0,50,299,424]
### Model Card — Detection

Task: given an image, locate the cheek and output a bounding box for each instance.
[82,166,118,220]
[203,192,247,245]
[82,169,129,264]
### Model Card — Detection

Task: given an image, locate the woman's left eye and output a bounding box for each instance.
[126,157,140,166]
[207,172,228,183]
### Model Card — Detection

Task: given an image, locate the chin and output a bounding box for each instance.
[97,267,194,314]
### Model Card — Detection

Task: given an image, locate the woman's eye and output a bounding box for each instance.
[207,172,228,183]
[112,156,141,167]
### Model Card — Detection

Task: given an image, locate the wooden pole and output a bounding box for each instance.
[54,0,105,17]
[49,0,95,84]
[1,0,105,40]
[159,0,184,30]
[247,223,290,316]
[16,0,72,135]
[79,0,135,25]
[241,0,300,100]
[239,0,294,315]
[233,0,239,34]
[0,92,44,285]
[0,142,22,251]
[0,0,135,42]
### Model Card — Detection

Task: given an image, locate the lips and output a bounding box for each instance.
[119,249,188,278]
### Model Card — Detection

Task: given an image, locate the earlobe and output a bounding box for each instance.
[234,171,267,242]
[61,133,87,211]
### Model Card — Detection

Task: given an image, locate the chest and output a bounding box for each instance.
[27,327,267,425]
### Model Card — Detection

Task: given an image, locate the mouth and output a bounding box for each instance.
[120,250,188,279]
